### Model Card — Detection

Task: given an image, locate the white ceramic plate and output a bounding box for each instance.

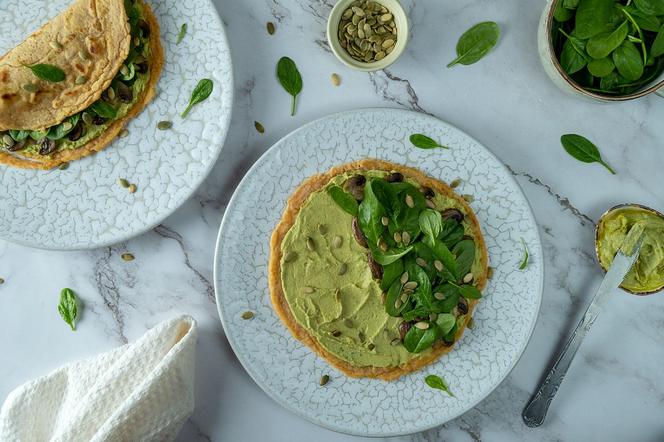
[214,108,543,437]
[0,0,233,250]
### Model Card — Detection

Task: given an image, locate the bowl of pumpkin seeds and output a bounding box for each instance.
[327,0,408,71]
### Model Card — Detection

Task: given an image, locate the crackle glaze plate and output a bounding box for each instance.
[214,108,543,437]
[0,0,232,250]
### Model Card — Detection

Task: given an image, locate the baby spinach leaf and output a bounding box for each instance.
[458,284,482,299]
[90,101,117,119]
[358,179,386,245]
[563,0,580,8]
[58,288,78,331]
[587,57,615,77]
[327,185,358,216]
[425,374,455,397]
[419,209,443,246]
[447,21,500,68]
[519,237,529,270]
[409,133,448,149]
[26,63,66,82]
[371,245,413,266]
[430,240,459,281]
[435,313,456,336]
[612,41,644,81]
[407,260,433,308]
[554,1,574,22]
[404,324,439,353]
[9,130,29,141]
[380,259,404,291]
[634,0,664,16]
[651,25,664,57]
[276,56,303,116]
[181,79,213,118]
[440,219,465,249]
[586,21,629,59]
[452,239,476,279]
[559,30,589,74]
[599,70,623,90]
[575,0,615,39]
[560,134,616,174]
[433,284,460,313]
[385,279,407,317]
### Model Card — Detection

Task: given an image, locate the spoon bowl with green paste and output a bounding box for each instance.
[595,203,664,295]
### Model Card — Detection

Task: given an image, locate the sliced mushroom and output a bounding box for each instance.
[92,115,106,125]
[421,186,435,199]
[7,139,27,152]
[137,19,150,37]
[386,172,403,182]
[352,217,368,248]
[457,297,469,315]
[345,175,366,201]
[399,322,412,340]
[367,254,383,280]
[441,208,464,223]
[67,122,85,141]
[38,138,56,155]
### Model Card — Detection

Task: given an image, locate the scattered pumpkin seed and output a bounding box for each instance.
[121,253,135,261]
[128,183,137,194]
[254,121,265,133]
[434,292,445,300]
[378,238,388,251]
[107,87,116,100]
[393,231,402,243]
[395,299,403,309]
[284,251,297,263]
[367,343,375,351]
[318,224,328,235]
[75,75,87,85]
[450,178,462,188]
[337,0,398,63]
[302,286,314,294]
[381,216,389,226]
[344,318,354,328]
[467,317,475,329]
[426,199,436,209]
[319,374,330,386]
[332,235,343,248]
[118,178,130,188]
[49,41,63,50]
[429,313,438,321]
[0,277,4,284]
[267,21,276,35]
[402,231,411,245]
[62,122,73,131]
[405,194,414,208]
[381,292,387,304]
[58,162,69,170]
[338,263,348,275]
[463,272,474,283]
[390,337,400,346]
[331,73,341,86]
[120,65,129,77]
[157,120,173,130]
[332,329,342,337]
[487,266,494,279]
[434,260,444,272]
[403,281,418,290]
[400,292,409,302]
[241,311,255,320]
[414,321,429,330]
[306,237,316,251]
[400,272,409,284]
[2,134,14,147]
[416,257,427,268]
[82,112,94,126]
[462,194,475,203]
[22,83,38,93]
[119,129,129,138]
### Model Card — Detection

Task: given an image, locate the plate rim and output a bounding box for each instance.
[0,0,234,251]
[214,107,544,437]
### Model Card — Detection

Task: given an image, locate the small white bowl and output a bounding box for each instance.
[327,0,408,72]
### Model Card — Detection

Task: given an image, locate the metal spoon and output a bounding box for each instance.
[521,203,663,427]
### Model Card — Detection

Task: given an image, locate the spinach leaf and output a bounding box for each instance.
[599,70,624,90]
[519,237,529,270]
[403,324,439,353]
[554,1,574,22]
[634,0,664,15]
[277,56,303,116]
[559,30,589,74]
[587,57,615,77]
[47,115,80,140]
[575,0,615,39]
[425,374,455,397]
[435,313,456,335]
[9,130,29,142]
[380,259,404,291]
[371,178,397,212]
[409,134,448,149]
[358,179,386,245]
[430,240,459,281]
[26,63,66,82]
[560,134,616,174]
[371,245,413,266]
[440,219,465,249]
[433,284,460,313]
[385,279,407,317]
[586,21,629,59]
[452,239,476,280]
[181,79,214,118]
[563,0,580,8]
[458,284,482,299]
[327,185,358,216]
[407,260,433,310]
[447,21,500,68]
[90,101,117,119]
[176,23,187,44]
[419,209,443,246]
[58,288,78,331]
[651,25,664,57]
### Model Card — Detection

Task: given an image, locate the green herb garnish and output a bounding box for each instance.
[519,237,529,270]
[57,288,78,331]
[26,63,66,82]
[327,185,358,216]
[90,101,118,119]
[425,374,455,397]
[177,23,187,44]
[181,79,213,118]
[410,134,448,150]
[447,22,500,68]
[276,57,303,116]
[560,133,616,174]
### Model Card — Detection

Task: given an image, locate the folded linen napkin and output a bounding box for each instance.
[0,315,197,442]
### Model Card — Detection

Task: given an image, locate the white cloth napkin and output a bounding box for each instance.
[0,315,197,442]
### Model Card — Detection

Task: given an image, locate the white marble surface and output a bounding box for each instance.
[1,0,664,441]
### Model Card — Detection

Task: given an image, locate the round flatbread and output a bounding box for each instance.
[268,159,489,380]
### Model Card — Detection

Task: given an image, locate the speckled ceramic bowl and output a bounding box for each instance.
[327,0,408,72]
[595,203,664,295]
[537,0,664,101]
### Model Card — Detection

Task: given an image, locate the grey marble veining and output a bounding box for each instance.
[1,0,663,441]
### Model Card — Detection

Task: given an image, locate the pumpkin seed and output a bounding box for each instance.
[390,337,400,346]
[331,73,341,86]
[400,272,409,284]
[426,199,436,209]
[403,281,418,290]
[378,238,388,251]
[450,178,462,188]
[318,224,328,235]
[434,292,445,300]
[382,38,395,48]
[254,121,265,133]
[462,194,475,203]
[405,194,414,208]
[241,311,255,320]
[393,231,402,243]
[107,87,116,101]
[49,41,63,50]
[121,253,135,261]
[119,129,129,138]
[416,257,427,268]
[0,277,4,284]
[487,266,494,279]
[332,235,343,248]
[402,231,411,245]
[414,321,429,330]
[306,237,316,251]
[381,216,389,226]
[463,272,474,283]
[429,313,438,321]
[118,178,130,188]
[58,162,69,170]
[319,374,330,386]
[128,183,137,194]
[120,65,129,77]
[337,1,398,63]
[157,121,173,130]
[338,263,348,275]
[302,286,314,294]
[381,292,387,304]
[395,299,402,309]
[266,21,276,35]
[400,292,409,302]
[62,122,73,131]
[283,251,297,263]
[344,318,354,328]
[2,134,14,148]
[434,260,444,272]
[22,83,38,93]
[82,112,93,126]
